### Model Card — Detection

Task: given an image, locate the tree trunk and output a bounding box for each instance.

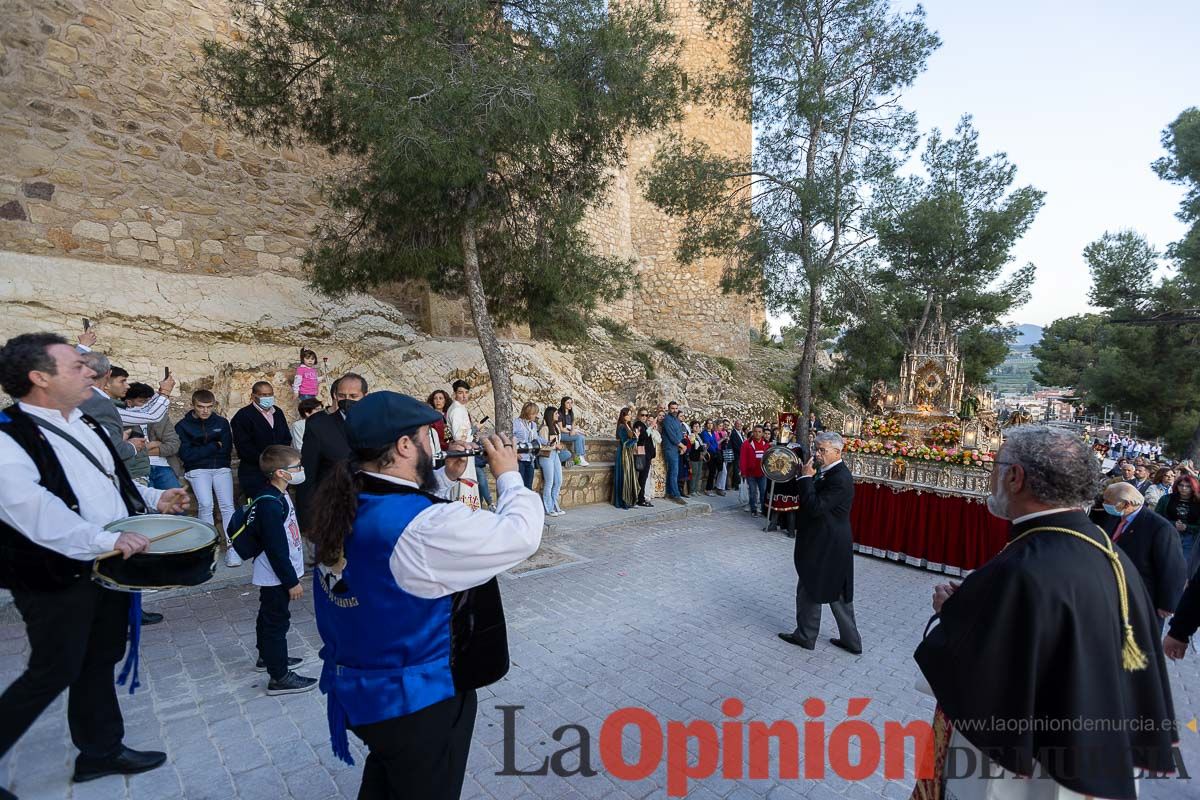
[794,280,822,444]
[911,292,934,350]
[460,216,514,434]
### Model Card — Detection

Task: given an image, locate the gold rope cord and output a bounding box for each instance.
[1005,526,1147,671]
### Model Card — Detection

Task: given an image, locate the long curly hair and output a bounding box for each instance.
[307,443,395,566]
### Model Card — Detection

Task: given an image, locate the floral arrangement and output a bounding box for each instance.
[928,421,961,446]
[844,438,995,467]
[863,416,902,438]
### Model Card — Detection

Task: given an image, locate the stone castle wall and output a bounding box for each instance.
[1,0,760,358]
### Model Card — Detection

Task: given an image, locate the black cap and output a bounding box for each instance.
[345,391,442,450]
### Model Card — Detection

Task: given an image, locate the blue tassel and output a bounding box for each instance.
[116,593,142,694]
[327,693,354,766]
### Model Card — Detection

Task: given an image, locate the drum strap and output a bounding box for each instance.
[29,417,120,490]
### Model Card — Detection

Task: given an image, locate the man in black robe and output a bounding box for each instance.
[914,426,1177,800]
[778,432,861,655]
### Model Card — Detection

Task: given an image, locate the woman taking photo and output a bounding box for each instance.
[613,406,638,509]
[538,406,566,516]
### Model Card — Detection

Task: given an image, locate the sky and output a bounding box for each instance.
[899,0,1200,327]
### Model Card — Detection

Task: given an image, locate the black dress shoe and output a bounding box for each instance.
[140,611,164,625]
[830,637,863,655]
[0,785,16,800]
[777,632,815,650]
[73,746,167,783]
[766,522,778,532]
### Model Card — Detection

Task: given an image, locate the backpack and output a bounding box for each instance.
[226,495,283,560]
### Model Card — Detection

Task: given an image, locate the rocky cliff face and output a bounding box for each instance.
[1,250,786,425]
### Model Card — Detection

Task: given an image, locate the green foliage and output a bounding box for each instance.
[714,356,737,373]
[1031,314,1108,388]
[597,317,632,341]
[832,117,1040,394]
[195,0,684,333]
[652,338,685,360]
[631,351,656,379]
[1084,231,1160,312]
[639,0,938,423]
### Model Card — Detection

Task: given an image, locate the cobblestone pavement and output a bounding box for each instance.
[2,504,1198,799]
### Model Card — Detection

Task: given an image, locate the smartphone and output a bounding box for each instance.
[163,367,171,379]
[479,416,490,426]
[82,317,91,330]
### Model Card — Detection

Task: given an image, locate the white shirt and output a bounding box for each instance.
[445,401,473,443]
[0,402,164,558]
[361,468,544,599]
[252,492,305,587]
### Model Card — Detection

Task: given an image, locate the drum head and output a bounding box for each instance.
[103,515,217,552]
[762,445,799,483]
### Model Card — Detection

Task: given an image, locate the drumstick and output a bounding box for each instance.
[96,525,192,561]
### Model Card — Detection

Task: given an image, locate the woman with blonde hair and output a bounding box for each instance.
[512,401,542,490]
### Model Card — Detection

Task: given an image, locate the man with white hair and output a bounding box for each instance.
[777,431,861,655]
[913,426,1177,800]
[1101,481,1185,630]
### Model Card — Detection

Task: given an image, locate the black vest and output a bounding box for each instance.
[0,404,145,592]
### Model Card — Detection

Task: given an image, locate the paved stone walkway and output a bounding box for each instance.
[1,501,1197,799]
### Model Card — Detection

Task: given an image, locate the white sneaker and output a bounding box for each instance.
[577,458,590,466]
[224,549,243,568]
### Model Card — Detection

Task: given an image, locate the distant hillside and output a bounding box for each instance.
[1012,324,1043,349]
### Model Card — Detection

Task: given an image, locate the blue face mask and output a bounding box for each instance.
[257,396,275,410]
[1103,503,1123,517]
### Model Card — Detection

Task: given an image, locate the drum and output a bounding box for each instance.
[95,515,219,592]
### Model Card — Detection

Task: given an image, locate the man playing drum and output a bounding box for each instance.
[0,333,189,795]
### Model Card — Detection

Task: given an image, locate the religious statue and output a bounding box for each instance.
[869,379,888,415]
[959,393,980,420]
[915,368,944,408]
[1004,406,1034,428]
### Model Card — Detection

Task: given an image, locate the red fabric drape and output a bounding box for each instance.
[850,481,1009,572]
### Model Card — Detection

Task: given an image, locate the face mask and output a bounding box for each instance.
[284,468,306,486]
[985,466,1011,520]
[257,396,275,410]
[1103,503,1122,517]
[337,398,357,414]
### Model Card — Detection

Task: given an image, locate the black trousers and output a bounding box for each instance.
[352,690,478,800]
[0,576,129,760]
[256,585,292,680]
[635,459,651,503]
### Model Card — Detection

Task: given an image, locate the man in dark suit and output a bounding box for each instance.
[778,431,861,655]
[1102,482,1186,628]
[296,373,368,530]
[230,381,291,497]
[1127,462,1153,496]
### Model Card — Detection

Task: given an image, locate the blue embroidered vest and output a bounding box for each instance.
[314,476,509,764]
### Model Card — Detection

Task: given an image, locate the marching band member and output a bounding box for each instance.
[0,333,189,792]
[306,391,543,800]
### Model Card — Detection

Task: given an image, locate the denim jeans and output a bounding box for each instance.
[518,460,535,490]
[746,476,767,512]
[475,460,493,508]
[149,465,181,490]
[538,455,563,513]
[663,447,680,497]
[559,433,586,461]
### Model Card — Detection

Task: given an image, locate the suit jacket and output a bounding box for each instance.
[1128,478,1153,495]
[79,389,135,460]
[793,461,855,603]
[1105,509,1187,613]
[1167,573,1200,642]
[296,410,350,529]
[230,404,292,476]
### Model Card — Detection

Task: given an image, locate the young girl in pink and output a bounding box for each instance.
[292,348,321,401]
